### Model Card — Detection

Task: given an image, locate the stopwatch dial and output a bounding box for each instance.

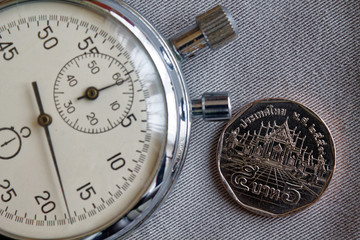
[0,1,168,239]
[54,53,134,134]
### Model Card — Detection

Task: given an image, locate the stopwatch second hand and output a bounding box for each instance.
[77,78,126,100]
[32,81,73,222]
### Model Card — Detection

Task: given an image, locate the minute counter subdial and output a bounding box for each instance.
[54,53,134,134]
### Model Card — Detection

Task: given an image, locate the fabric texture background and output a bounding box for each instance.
[124,0,360,239]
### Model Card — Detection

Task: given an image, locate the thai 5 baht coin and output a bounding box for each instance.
[217,99,335,217]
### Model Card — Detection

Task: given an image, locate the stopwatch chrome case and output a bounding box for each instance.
[0,0,237,239]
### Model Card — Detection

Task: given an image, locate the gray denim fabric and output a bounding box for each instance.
[124,0,360,239]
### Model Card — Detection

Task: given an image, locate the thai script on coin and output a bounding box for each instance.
[217,99,335,217]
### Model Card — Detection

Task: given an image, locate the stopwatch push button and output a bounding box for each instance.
[191,92,231,121]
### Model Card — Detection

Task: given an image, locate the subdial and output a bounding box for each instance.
[0,127,21,160]
[54,53,134,134]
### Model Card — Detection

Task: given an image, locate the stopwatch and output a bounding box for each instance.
[0,0,237,239]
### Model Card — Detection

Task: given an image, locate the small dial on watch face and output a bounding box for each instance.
[54,53,134,134]
[0,127,21,160]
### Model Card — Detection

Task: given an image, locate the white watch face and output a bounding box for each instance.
[0,1,167,239]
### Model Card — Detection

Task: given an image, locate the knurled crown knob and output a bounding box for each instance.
[170,5,238,60]
[196,5,238,50]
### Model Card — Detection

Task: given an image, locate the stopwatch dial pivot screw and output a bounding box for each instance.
[85,86,99,100]
[38,113,52,127]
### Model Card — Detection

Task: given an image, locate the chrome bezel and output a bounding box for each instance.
[0,0,190,239]
[89,1,191,239]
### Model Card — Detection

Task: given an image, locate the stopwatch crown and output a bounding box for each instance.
[170,5,238,60]
[196,5,239,50]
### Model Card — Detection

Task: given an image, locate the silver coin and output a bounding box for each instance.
[217,99,335,217]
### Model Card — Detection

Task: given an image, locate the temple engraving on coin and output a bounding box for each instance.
[217,99,335,217]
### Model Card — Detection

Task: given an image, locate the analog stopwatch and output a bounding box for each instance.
[0,0,237,239]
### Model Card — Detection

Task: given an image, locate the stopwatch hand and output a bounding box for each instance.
[1,138,16,147]
[32,81,73,222]
[77,79,126,101]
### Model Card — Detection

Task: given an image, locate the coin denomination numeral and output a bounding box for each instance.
[281,182,302,205]
[231,165,259,191]
[231,174,249,191]
[240,165,259,178]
